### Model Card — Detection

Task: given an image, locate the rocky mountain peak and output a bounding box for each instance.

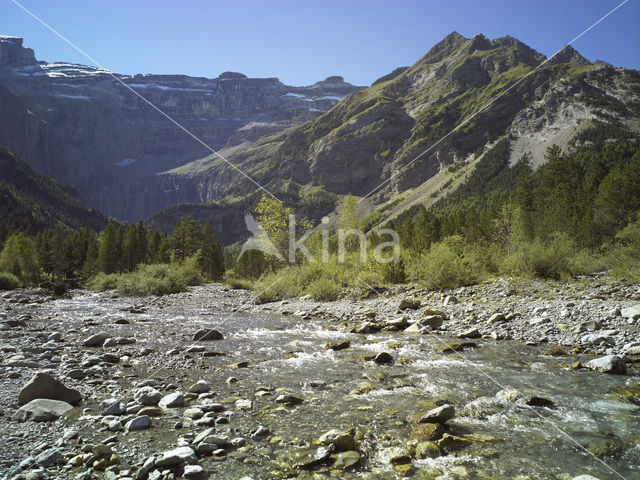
[548,44,591,65]
[0,35,37,68]
[417,31,469,64]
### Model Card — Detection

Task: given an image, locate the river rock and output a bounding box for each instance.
[488,313,506,324]
[100,398,126,416]
[374,352,393,365]
[443,295,459,306]
[458,328,480,339]
[331,450,361,469]
[18,372,81,405]
[586,355,627,375]
[275,394,304,406]
[415,441,440,459]
[193,329,224,341]
[318,429,356,451]
[188,380,211,394]
[33,447,63,467]
[572,476,601,480]
[419,315,444,330]
[524,396,555,407]
[325,340,350,351]
[13,398,74,422]
[82,333,108,347]
[621,305,640,320]
[419,404,455,424]
[125,415,151,431]
[154,446,196,467]
[134,386,163,405]
[159,392,185,408]
[399,298,421,310]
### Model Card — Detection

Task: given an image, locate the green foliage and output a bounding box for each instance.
[87,262,204,296]
[0,272,21,290]
[608,217,640,280]
[305,277,341,301]
[408,235,486,289]
[0,148,108,243]
[502,234,576,280]
[0,232,40,285]
[224,275,254,290]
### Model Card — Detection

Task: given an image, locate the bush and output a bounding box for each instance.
[224,276,254,290]
[305,277,341,301]
[0,272,21,290]
[86,272,120,291]
[502,234,575,280]
[608,218,640,280]
[409,235,485,289]
[86,263,204,296]
[0,232,40,285]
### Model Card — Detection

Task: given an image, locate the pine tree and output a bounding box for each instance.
[98,223,121,274]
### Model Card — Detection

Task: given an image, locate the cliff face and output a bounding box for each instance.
[0,37,362,220]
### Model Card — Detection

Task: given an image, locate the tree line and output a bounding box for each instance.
[0,216,224,289]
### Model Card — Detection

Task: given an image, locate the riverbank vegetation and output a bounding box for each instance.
[1,124,638,298]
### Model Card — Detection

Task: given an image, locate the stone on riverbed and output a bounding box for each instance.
[159,392,185,408]
[458,328,480,339]
[188,380,211,394]
[399,298,421,310]
[621,305,640,320]
[438,342,476,353]
[318,429,356,451]
[586,355,627,375]
[134,386,162,405]
[193,329,224,341]
[419,404,455,424]
[13,398,74,422]
[99,398,126,416]
[18,372,81,405]
[325,340,350,351]
[125,415,151,431]
[82,333,109,347]
[331,450,361,469]
[154,446,197,467]
[275,394,304,406]
[524,396,555,407]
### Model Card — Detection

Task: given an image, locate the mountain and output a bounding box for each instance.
[162,32,638,212]
[0,35,363,221]
[0,147,109,239]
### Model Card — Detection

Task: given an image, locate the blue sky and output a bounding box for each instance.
[2,0,639,86]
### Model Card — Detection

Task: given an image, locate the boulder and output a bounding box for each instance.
[193,329,224,341]
[18,372,81,405]
[99,398,126,416]
[419,404,455,424]
[154,446,197,467]
[418,315,444,330]
[125,415,151,431]
[399,298,421,310]
[318,429,356,451]
[13,398,74,422]
[134,386,162,405]
[188,380,211,394]
[159,392,185,408]
[586,355,627,375]
[82,333,108,347]
[325,340,350,351]
[621,305,640,320]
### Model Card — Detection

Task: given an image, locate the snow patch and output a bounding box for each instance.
[114,158,137,167]
[56,94,90,100]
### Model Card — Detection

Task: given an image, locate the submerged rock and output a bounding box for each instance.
[193,328,224,341]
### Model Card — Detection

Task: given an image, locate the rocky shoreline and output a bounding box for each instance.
[1,276,639,480]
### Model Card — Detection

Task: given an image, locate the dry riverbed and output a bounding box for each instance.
[1,276,639,480]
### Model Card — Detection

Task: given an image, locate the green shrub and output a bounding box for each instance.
[502,234,575,280]
[86,272,120,291]
[608,218,640,280]
[304,277,341,301]
[224,276,254,290]
[409,235,485,289]
[0,232,40,285]
[570,249,609,276]
[0,272,21,290]
[86,263,204,296]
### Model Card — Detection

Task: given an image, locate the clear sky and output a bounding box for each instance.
[2,0,639,86]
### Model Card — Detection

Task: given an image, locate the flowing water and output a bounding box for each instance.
[42,292,640,479]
